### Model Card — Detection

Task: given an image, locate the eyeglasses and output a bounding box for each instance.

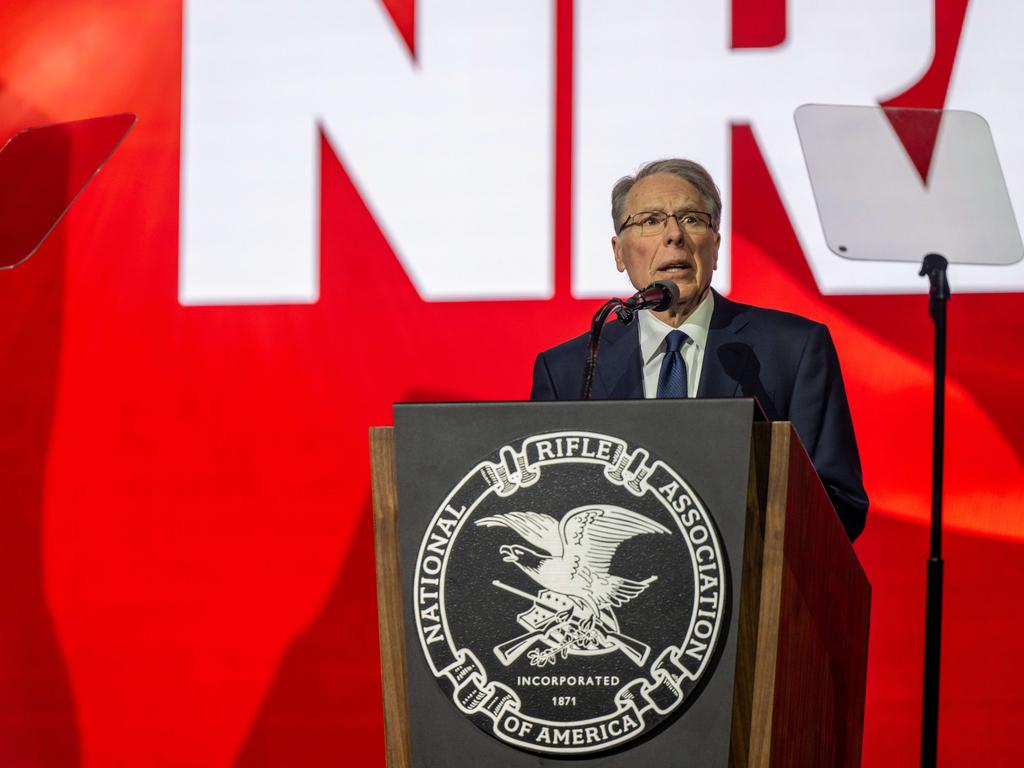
[618,210,714,236]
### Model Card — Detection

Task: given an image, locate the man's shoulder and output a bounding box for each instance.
[536,319,634,363]
[537,328,590,363]
[532,320,638,400]
[714,292,826,339]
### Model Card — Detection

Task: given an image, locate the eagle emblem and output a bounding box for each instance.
[476,505,670,667]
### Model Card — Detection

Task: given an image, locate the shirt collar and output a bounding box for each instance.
[638,290,715,365]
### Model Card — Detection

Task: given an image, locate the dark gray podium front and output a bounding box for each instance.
[369,400,870,767]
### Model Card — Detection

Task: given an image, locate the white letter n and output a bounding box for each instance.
[181,1,553,305]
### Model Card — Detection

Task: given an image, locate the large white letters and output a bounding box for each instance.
[181,2,1024,304]
[181,0,553,304]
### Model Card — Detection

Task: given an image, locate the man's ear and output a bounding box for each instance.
[612,235,625,272]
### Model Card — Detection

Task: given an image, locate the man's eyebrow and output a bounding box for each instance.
[634,207,705,214]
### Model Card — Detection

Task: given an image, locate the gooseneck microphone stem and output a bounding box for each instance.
[919,253,948,768]
[581,299,624,400]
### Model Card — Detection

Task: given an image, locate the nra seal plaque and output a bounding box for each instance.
[412,430,728,755]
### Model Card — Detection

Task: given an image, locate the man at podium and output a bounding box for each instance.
[531,159,868,540]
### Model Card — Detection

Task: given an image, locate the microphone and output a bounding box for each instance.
[581,280,681,399]
[617,280,679,324]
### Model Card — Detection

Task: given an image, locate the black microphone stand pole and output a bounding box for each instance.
[918,252,949,768]
[581,299,625,400]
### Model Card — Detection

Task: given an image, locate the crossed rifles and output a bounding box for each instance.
[491,580,652,667]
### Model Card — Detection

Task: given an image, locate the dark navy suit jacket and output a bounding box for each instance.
[531,291,868,540]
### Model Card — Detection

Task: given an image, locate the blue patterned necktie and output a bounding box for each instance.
[657,330,689,398]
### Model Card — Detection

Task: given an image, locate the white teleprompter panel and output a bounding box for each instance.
[795,105,1022,266]
[181,0,553,304]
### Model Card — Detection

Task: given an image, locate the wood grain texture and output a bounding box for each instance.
[369,427,411,768]
[729,421,773,767]
[730,422,871,767]
[768,422,871,767]
[745,422,793,767]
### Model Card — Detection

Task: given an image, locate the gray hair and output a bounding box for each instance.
[611,159,722,233]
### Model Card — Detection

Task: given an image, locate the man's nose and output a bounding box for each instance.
[663,215,686,246]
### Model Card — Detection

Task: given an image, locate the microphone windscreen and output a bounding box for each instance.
[651,280,680,311]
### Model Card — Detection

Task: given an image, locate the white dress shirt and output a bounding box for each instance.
[638,291,715,399]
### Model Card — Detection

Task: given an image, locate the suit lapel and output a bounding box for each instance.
[594,320,644,399]
[697,291,753,398]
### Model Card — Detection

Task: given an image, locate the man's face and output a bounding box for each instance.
[612,173,720,315]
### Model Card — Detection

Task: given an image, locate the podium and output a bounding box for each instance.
[370,399,870,767]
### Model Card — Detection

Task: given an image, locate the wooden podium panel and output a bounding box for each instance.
[370,406,870,767]
[370,431,411,768]
[730,423,871,767]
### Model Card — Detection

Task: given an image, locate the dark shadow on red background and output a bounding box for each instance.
[0,98,81,766]
[233,124,483,762]
[233,506,385,767]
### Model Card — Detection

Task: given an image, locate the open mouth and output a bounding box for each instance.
[500,545,516,562]
[656,261,693,275]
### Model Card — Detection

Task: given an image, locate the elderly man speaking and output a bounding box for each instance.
[531,159,868,541]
